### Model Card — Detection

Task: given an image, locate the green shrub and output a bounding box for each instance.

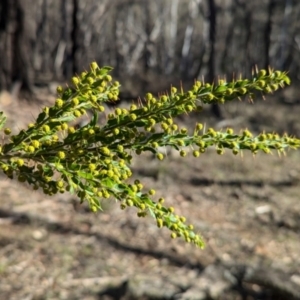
[0,63,298,248]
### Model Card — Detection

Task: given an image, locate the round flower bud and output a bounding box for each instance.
[129,113,137,121]
[130,104,137,111]
[55,98,64,108]
[232,148,239,155]
[145,93,153,101]
[193,150,200,157]
[171,124,178,131]
[71,77,79,86]
[137,211,147,218]
[18,174,27,182]
[57,151,66,159]
[56,180,64,188]
[87,77,94,84]
[171,232,177,239]
[179,216,186,223]
[27,146,35,153]
[73,110,82,117]
[16,159,24,167]
[71,97,79,106]
[4,128,11,135]
[158,197,164,204]
[43,125,51,133]
[243,129,252,138]
[217,148,224,155]
[56,86,63,94]
[185,105,193,112]
[148,189,156,196]
[196,123,203,131]
[160,95,168,102]
[180,128,187,134]
[180,150,187,157]
[98,105,105,112]
[80,71,87,79]
[120,203,127,210]
[138,203,146,211]
[157,219,163,228]
[113,128,119,135]
[61,123,68,130]
[258,70,267,77]
[90,95,97,102]
[108,93,114,100]
[156,153,164,161]
[161,123,168,130]
[207,93,214,101]
[177,139,185,146]
[68,127,76,134]
[101,147,110,155]
[90,61,99,70]
[274,70,281,77]
[88,164,96,172]
[31,140,40,148]
[115,108,122,116]
[168,207,175,213]
[104,75,112,82]
[126,199,134,207]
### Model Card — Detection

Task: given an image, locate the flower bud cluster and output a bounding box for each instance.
[0,63,296,249]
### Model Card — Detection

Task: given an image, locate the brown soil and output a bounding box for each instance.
[0,89,300,300]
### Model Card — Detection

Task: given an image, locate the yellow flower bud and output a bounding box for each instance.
[90,61,99,70]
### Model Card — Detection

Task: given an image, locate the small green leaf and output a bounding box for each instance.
[98,66,113,76]
[37,112,47,123]
[215,85,227,93]
[90,109,98,127]
[142,146,156,154]
[283,76,291,85]
[0,112,7,130]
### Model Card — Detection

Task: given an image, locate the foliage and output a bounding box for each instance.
[0,62,298,248]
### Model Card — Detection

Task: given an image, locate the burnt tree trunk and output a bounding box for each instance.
[0,0,33,96]
[0,0,9,90]
[207,0,222,119]
[264,0,275,70]
[70,0,79,76]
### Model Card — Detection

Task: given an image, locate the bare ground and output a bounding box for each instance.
[0,89,300,300]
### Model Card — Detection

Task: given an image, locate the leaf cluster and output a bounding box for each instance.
[0,63,298,248]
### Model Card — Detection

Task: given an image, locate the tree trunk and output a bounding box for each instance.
[0,0,33,97]
[207,0,222,119]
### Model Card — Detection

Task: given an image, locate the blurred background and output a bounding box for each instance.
[1,1,300,300]
[1,0,300,101]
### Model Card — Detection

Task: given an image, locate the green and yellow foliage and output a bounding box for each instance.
[0,63,298,248]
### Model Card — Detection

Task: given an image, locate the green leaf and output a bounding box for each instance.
[98,66,113,76]
[37,112,47,123]
[77,171,94,180]
[51,114,77,123]
[90,110,98,127]
[0,112,7,130]
[142,146,156,154]
[215,85,227,93]
[148,208,156,218]
[283,76,291,85]
[146,132,165,143]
